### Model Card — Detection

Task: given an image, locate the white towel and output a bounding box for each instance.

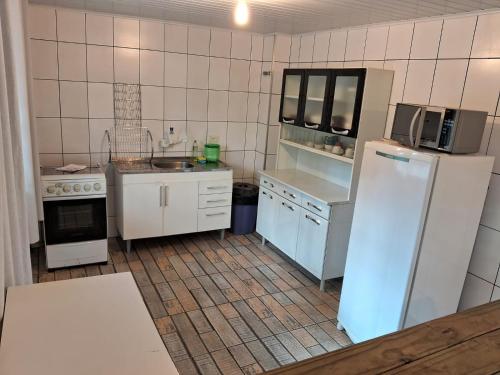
[55,164,87,173]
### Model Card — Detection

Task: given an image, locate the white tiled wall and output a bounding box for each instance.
[290,10,500,311]
[28,5,272,235]
[29,5,268,183]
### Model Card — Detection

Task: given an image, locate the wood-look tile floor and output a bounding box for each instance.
[31,231,351,375]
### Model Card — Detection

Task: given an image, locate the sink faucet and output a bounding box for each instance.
[159,127,187,149]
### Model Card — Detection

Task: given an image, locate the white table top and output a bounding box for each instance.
[0,273,178,375]
[259,169,350,205]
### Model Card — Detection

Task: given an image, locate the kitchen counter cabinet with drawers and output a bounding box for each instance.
[257,170,354,291]
[258,68,392,289]
[114,167,233,252]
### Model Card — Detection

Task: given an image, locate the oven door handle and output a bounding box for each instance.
[42,194,107,201]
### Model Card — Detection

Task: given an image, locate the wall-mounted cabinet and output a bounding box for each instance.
[303,70,331,131]
[279,68,368,139]
[280,69,305,125]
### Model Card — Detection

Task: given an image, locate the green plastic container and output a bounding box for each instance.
[204,143,220,162]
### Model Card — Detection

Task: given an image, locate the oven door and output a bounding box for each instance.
[43,196,107,245]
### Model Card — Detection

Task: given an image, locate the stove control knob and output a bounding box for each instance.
[84,184,91,192]
[63,184,71,193]
[46,185,56,194]
[93,183,102,191]
[73,184,81,192]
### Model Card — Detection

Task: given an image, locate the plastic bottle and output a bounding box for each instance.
[192,140,198,158]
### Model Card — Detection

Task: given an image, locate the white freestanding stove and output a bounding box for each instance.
[41,167,108,269]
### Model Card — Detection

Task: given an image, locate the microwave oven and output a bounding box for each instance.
[390,103,488,154]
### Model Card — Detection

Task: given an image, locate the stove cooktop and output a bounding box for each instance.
[40,166,105,179]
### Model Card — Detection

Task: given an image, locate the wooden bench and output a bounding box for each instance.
[0,272,178,375]
[266,300,500,374]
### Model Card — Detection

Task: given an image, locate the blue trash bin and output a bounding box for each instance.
[231,183,259,235]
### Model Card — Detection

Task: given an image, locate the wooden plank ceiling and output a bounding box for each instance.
[29,0,500,33]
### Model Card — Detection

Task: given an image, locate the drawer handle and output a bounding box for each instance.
[305,214,321,225]
[206,212,226,217]
[264,180,275,188]
[282,202,295,211]
[262,191,273,199]
[207,186,227,190]
[307,202,322,212]
[207,199,227,203]
[284,190,296,199]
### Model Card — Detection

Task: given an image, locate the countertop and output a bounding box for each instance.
[112,158,231,174]
[0,273,178,375]
[259,169,350,205]
[266,300,500,375]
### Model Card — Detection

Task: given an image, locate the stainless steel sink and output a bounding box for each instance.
[152,159,194,171]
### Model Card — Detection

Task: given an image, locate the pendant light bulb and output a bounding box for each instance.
[234,1,249,26]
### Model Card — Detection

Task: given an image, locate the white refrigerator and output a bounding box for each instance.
[337,140,493,343]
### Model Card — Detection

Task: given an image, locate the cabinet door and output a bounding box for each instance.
[327,69,366,138]
[279,69,304,125]
[163,181,198,236]
[275,198,300,259]
[122,182,164,239]
[303,70,331,131]
[296,208,329,278]
[256,188,278,242]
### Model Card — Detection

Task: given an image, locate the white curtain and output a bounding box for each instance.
[0,0,40,320]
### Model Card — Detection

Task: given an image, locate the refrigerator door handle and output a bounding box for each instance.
[409,107,422,147]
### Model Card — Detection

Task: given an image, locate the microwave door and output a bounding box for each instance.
[419,107,446,149]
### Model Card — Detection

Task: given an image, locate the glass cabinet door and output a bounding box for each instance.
[329,69,365,138]
[280,70,304,125]
[303,72,330,130]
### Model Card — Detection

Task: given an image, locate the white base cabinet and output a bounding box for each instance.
[115,170,233,242]
[275,197,300,259]
[296,208,328,278]
[257,174,353,290]
[256,189,278,242]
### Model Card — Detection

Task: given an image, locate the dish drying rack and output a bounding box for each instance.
[102,126,153,164]
[100,83,154,165]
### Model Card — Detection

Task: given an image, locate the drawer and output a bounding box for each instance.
[198,206,232,232]
[303,195,331,220]
[199,193,232,208]
[260,176,281,194]
[199,180,233,195]
[280,185,302,205]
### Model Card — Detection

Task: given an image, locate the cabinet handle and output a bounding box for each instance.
[305,214,321,225]
[282,202,295,211]
[206,212,226,217]
[331,128,349,135]
[307,202,322,212]
[207,186,227,190]
[160,186,163,207]
[264,180,274,188]
[164,186,169,206]
[262,191,273,199]
[207,199,227,203]
[304,122,320,129]
[284,190,296,199]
